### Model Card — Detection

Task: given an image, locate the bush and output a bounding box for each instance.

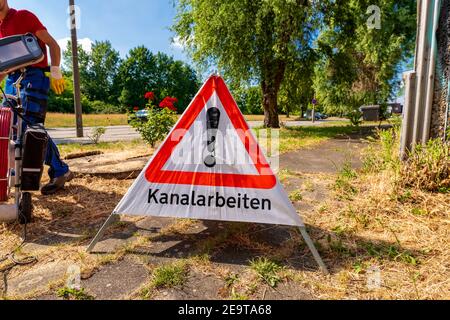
[86,100,122,114]
[88,127,106,144]
[347,110,363,127]
[130,107,176,147]
[401,139,450,192]
[363,124,449,193]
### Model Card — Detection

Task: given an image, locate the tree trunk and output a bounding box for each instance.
[262,86,280,128]
[261,61,286,128]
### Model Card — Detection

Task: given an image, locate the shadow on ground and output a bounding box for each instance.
[89,217,424,277]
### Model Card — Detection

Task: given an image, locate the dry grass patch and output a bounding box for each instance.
[294,128,450,299]
[0,176,136,283]
[46,113,128,128]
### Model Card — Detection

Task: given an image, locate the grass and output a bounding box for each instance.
[289,190,303,201]
[308,126,449,299]
[46,112,388,130]
[46,113,308,128]
[334,161,358,199]
[46,113,128,128]
[249,257,283,288]
[150,261,188,289]
[244,114,302,122]
[254,125,357,154]
[56,287,94,300]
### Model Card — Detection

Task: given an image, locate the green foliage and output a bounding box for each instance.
[224,273,239,287]
[230,289,249,300]
[64,40,121,103]
[84,100,122,114]
[48,76,76,113]
[279,49,317,117]
[334,161,358,199]
[56,287,94,300]
[233,85,263,115]
[61,41,199,114]
[249,257,283,288]
[363,127,401,174]
[173,0,317,127]
[347,110,363,127]
[363,125,449,192]
[361,242,419,266]
[289,190,303,201]
[313,0,417,114]
[130,106,176,147]
[151,262,188,289]
[117,49,199,112]
[88,127,106,144]
[401,139,450,191]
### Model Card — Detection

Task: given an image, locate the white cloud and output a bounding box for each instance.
[171,36,185,50]
[57,37,93,53]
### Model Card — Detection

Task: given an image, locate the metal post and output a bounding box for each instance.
[400,71,417,159]
[412,0,433,145]
[299,227,329,274]
[86,213,120,252]
[422,0,441,142]
[69,0,83,138]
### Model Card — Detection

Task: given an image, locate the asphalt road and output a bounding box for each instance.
[48,119,344,144]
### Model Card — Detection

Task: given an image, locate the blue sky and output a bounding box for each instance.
[9,0,187,61]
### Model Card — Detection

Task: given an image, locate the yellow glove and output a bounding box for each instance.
[50,66,65,95]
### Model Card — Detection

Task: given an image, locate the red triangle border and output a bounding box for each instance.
[144,76,277,189]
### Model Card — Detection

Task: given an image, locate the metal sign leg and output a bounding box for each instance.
[86,213,120,253]
[299,226,329,274]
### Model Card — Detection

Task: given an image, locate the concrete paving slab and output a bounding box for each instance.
[7,261,70,297]
[81,257,149,300]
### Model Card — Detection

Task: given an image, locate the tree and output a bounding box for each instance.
[153,53,200,112]
[279,49,317,117]
[63,41,121,103]
[116,46,158,109]
[313,0,417,115]
[173,0,317,128]
[116,48,199,112]
[232,85,263,115]
[86,41,121,103]
[62,40,90,82]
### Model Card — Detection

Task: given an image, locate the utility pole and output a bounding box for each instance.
[69,0,83,137]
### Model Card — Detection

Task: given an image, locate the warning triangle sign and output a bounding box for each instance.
[113,76,303,227]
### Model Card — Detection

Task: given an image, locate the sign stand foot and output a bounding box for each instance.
[86,213,119,253]
[299,226,329,274]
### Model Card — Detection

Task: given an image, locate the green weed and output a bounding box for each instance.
[249,257,283,288]
[151,261,188,289]
[56,287,94,300]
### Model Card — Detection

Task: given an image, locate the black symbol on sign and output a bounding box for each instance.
[204,107,220,168]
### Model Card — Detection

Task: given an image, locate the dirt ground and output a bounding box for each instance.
[1,130,448,300]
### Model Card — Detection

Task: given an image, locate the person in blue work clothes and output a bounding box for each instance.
[0,0,73,195]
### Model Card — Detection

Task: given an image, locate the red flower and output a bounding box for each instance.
[159,96,178,112]
[144,91,155,100]
[133,106,139,111]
